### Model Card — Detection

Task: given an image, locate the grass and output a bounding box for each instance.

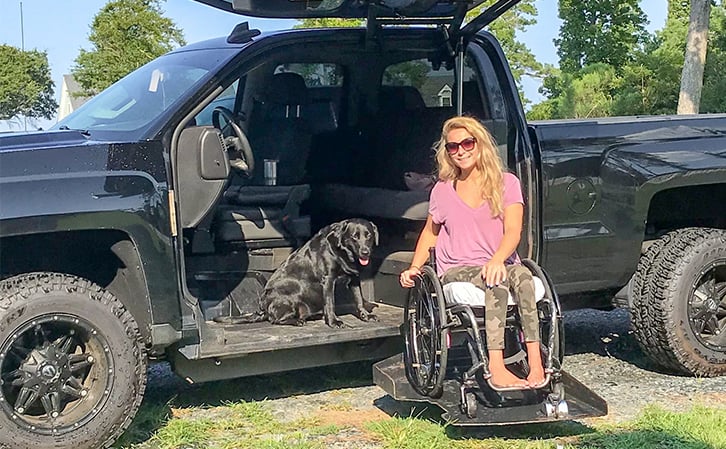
[113,396,726,449]
[112,362,725,449]
[366,405,726,449]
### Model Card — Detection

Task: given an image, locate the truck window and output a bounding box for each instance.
[53,48,238,141]
[382,59,455,109]
[273,63,344,133]
[195,81,239,126]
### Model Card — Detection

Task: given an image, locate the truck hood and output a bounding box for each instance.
[0,130,167,183]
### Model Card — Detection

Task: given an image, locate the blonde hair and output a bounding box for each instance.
[434,116,505,216]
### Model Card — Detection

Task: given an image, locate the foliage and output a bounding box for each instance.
[556,0,648,73]
[529,1,726,119]
[295,18,363,28]
[0,45,57,121]
[468,0,544,105]
[72,0,185,95]
[473,0,544,82]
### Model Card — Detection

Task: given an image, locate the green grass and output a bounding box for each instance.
[365,404,726,449]
[112,362,725,449]
[114,399,726,449]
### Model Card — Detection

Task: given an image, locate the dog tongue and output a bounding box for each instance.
[359,257,369,266]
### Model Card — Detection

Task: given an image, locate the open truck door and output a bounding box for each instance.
[191,0,607,426]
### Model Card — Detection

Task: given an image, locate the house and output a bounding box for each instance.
[57,75,91,120]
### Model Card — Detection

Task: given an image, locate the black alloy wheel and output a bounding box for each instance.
[0,314,113,435]
[0,273,147,449]
[688,259,726,352]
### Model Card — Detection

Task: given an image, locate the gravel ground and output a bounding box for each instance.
[142,308,726,445]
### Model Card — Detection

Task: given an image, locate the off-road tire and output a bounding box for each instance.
[630,232,677,367]
[631,228,726,376]
[0,273,147,449]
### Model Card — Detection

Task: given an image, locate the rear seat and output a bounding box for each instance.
[312,86,449,221]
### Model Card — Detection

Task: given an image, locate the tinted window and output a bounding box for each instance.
[54,48,237,141]
[382,59,453,108]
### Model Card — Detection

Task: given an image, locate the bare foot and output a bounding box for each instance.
[526,364,546,388]
[488,349,528,389]
[525,341,547,388]
[489,368,528,389]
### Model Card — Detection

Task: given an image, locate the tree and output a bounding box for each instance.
[72,0,185,95]
[556,0,648,73]
[296,18,363,28]
[0,45,57,121]
[677,0,711,114]
[474,0,544,84]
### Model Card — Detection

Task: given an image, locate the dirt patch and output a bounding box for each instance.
[315,408,390,428]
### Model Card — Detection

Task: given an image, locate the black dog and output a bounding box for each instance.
[228,218,379,327]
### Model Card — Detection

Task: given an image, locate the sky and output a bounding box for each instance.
[0,0,667,131]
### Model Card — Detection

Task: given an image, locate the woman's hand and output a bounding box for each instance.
[399,266,422,288]
[482,259,507,287]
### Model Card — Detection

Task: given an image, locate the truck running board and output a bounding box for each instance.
[373,354,608,425]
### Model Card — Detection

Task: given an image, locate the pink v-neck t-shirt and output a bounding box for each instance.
[429,173,523,276]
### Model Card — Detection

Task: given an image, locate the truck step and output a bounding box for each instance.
[186,303,403,359]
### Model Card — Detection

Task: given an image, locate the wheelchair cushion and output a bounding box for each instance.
[442,276,546,307]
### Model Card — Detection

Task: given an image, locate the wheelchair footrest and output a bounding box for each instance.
[373,354,608,425]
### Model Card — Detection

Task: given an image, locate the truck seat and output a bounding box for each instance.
[247,72,313,186]
[215,184,311,246]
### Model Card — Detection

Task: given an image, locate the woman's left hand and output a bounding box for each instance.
[481,259,507,287]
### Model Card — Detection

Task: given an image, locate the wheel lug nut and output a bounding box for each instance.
[80,390,88,397]
[51,412,59,418]
[87,356,94,363]
[16,407,24,414]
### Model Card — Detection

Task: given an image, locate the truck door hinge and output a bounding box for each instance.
[168,189,178,237]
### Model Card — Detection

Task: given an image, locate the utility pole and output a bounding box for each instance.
[20,1,27,130]
[20,1,25,51]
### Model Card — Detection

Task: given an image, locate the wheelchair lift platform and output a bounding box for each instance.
[373,354,608,425]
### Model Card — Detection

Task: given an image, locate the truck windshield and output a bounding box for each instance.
[53,48,237,141]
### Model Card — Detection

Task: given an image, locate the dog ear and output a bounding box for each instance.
[327,221,343,247]
[371,221,379,245]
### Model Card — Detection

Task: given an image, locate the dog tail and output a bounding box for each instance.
[213,310,267,325]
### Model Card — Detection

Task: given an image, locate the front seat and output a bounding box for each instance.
[213,72,314,250]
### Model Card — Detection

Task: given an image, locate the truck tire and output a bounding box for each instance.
[0,273,147,449]
[630,232,677,368]
[632,228,726,376]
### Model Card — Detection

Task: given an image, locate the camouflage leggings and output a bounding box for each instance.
[441,264,540,350]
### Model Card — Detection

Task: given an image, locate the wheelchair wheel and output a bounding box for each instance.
[403,265,449,398]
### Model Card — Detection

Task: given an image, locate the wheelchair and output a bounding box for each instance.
[402,254,568,420]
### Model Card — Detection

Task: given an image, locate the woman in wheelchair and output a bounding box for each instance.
[399,116,546,390]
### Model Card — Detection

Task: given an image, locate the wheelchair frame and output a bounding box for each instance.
[402,258,568,419]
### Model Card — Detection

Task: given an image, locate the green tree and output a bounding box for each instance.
[556,0,648,73]
[472,0,544,84]
[296,18,363,28]
[72,0,185,95]
[0,45,57,121]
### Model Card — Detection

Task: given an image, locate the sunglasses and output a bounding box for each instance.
[445,137,477,154]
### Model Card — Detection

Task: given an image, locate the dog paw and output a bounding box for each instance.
[362,301,379,313]
[358,311,378,322]
[327,318,346,328]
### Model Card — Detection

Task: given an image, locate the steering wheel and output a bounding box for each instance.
[212,106,255,176]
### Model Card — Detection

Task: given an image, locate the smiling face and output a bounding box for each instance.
[445,127,479,174]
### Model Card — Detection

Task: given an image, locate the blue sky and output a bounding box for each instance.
[0,0,666,130]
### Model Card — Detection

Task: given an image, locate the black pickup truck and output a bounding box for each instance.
[0,0,724,447]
